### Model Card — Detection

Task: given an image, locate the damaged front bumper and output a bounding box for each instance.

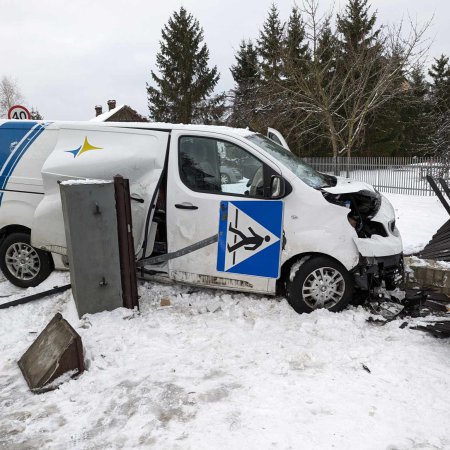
[353,233,402,258]
[352,253,404,291]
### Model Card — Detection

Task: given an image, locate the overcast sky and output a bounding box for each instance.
[1,0,448,120]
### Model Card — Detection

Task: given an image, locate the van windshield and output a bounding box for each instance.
[246,134,335,189]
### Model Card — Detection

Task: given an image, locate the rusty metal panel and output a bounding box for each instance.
[18,313,84,393]
[60,181,123,317]
[114,175,139,310]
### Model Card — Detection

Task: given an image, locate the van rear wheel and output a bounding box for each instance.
[0,232,54,288]
[286,256,353,314]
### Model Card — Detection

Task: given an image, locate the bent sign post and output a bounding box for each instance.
[8,105,31,120]
[217,200,283,278]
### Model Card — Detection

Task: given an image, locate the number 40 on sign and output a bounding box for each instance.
[7,105,31,120]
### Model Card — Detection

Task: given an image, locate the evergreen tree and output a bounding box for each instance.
[277,7,313,154]
[337,0,380,54]
[429,55,450,112]
[316,19,340,81]
[429,55,450,156]
[230,40,260,127]
[299,19,341,156]
[147,7,220,123]
[399,67,432,155]
[284,6,309,72]
[258,4,284,81]
[30,108,43,120]
[193,93,227,125]
[337,0,384,155]
[231,40,260,95]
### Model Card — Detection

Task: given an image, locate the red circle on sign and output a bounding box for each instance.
[7,105,31,120]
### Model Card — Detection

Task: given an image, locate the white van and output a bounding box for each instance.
[0,120,403,313]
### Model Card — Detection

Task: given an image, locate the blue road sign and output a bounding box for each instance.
[217,200,283,278]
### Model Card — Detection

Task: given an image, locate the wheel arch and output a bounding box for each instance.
[277,252,351,296]
[0,224,31,242]
[0,225,55,268]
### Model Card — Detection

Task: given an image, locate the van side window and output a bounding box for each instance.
[179,136,265,197]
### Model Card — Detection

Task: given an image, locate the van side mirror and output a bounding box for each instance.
[270,175,285,198]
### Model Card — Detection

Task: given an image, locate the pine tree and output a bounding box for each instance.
[400,66,432,155]
[316,19,340,80]
[30,108,43,120]
[258,4,284,81]
[231,40,259,95]
[429,55,450,156]
[147,7,220,123]
[337,0,385,155]
[277,8,312,154]
[284,6,309,72]
[229,40,260,127]
[297,19,340,156]
[337,0,380,54]
[429,55,450,112]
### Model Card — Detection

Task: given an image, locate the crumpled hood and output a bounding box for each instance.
[323,176,376,194]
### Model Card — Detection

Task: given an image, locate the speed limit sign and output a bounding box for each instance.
[8,105,31,120]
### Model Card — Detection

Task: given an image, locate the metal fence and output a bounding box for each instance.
[302,156,450,196]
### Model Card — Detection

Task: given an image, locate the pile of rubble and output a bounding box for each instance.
[366,287,450,338]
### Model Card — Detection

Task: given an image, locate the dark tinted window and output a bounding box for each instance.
[179,136,264,197]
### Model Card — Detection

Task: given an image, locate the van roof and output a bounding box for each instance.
[0,120,256,139]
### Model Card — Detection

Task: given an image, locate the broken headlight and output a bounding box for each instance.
[322,189,383,237]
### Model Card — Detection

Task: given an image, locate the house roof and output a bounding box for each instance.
[90,104,126,122]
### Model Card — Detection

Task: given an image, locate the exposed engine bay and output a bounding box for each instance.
[321,186,403,294]
[321,189,387,238]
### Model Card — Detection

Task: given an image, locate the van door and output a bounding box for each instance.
[267,128,290,151]
[165,131,283,294]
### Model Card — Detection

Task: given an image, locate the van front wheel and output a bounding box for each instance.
[286,256,353,314]
[0,232,54,288]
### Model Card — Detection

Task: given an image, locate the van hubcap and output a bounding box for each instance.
[302,267,345,309]
[5,243,41,280]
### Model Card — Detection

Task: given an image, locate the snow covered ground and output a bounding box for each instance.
[384,193,448,255]
[1,194,450,450]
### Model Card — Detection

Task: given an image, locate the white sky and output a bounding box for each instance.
[1,0,448,120]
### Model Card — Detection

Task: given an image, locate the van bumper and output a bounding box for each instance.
[352,253,404,291]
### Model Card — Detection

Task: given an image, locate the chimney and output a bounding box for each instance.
[95,105,103,116]
[107,99,116,111]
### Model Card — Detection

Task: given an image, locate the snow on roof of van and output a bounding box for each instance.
[46,120,256,139]
[128,122,254,137]
[82,120,255,138]
[90,105,126,122]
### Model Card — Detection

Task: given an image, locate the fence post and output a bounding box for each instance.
[376,158,380,189]
[333,155,338,176]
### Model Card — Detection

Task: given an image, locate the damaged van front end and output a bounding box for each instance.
[322,180,403,293]
[245,133,404,313]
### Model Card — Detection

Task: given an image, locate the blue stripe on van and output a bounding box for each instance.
[0,121,37,169]
[0,121,49,205]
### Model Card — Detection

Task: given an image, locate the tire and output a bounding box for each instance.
[221,173,231,184]
[286,256,353,314]
[0,232,54,288]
